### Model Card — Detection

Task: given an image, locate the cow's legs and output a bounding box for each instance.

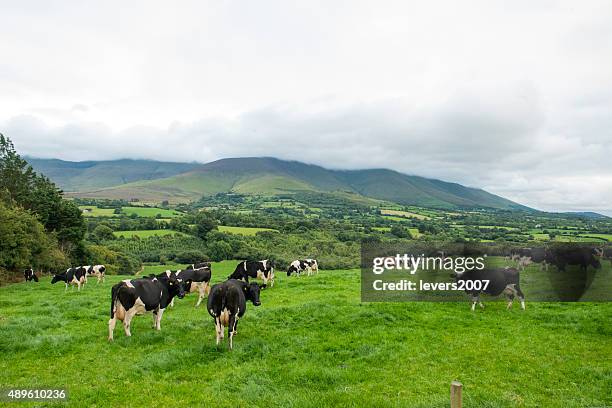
[228,314,236,350]
[123,309,137,337]
[516,285,526,310]
[214,317,223,345]
[170,298,175,308]
[65,282,68,291]
[506,293,515,309]
[156,309,164,330]
[196,284,206,307]
[108,317,117,341]
[471,294,479,311]
[152,311,158,328]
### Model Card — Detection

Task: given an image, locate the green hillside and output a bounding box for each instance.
[48,157,528,210]
[28,158,199,191]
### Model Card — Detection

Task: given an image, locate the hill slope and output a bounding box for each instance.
[54,157,528,210]
[28,158,199,192]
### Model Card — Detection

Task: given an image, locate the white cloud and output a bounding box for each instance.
[1,0,611,214]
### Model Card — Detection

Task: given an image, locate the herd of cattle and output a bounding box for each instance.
[23,258,319,349]
[20,247,610,348]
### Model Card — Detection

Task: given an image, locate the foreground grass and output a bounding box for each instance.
[0,266,610,407]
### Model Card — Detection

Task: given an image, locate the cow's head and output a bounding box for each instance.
[287,265,297,276]
[167,276,189,299]
[51,273,65,284]
[243,282,265,306]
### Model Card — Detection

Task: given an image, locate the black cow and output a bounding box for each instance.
[167,264,212,307]
[207,279,264,350]
[547,246,601,272]
[452,267,525,311]
[287,259,319,277]
[83,265,106,284]
[228,260,275,287]
[108,274,190,341]
[51,267,87,291]
[24,268,38,282]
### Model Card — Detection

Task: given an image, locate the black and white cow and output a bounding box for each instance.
[287,259,319,277]
[207,279,264,350]
[51,267,87,291]
[228,260,275,287]
[24,268,38,282]
[82,265,106,284]
[547,246,601,272]
[166,263,212,307]
[108,274,190,341]
[452,267,525,311]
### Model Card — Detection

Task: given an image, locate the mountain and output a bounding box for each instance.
[39,156,529,210]
[28,158,199,192]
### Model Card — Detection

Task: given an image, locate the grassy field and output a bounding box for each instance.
[1,263,610,407]
[79,205,118,217]
[219,225,278,236]
[113,230,188,238]
[381,209,430,220]
[121,206,183,217]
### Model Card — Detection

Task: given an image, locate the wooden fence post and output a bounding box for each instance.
[450,381,462,408]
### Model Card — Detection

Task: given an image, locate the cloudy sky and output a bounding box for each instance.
[1,0,611,214]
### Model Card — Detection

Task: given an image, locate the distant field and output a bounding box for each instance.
[218,226,278,236]
[79,206,118,217]
[579,233,612,242]
[121,206,183,217]
[80,206,182,218]
[381,209,430,220]
[113,230,188,238]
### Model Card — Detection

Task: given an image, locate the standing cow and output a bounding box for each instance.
[83,265,106,284]
[228,260,275,287]
[51,267,87,291]
[287,259,319,277]
[108,274,189,341]
[452,267,526,311]
[167,263,212,307]
[24,268,38,282]
[207,279,264,350]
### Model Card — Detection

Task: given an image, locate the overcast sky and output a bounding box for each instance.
[1,1,611,215]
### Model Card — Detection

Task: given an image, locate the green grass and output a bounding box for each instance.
[79,205,118,217]
[218,226,278,236]
[381,209,430,220]
[1,265,610,407]
[113,230,188,238]
[121,206,183,217]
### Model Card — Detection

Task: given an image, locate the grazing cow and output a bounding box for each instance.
[547,246,601,272]
[228,260,275,287]
[168,264,212,307]
[452,267,525,311]
[207,279,264,350]
[24,268,38,282]
[287,259,319,277]
[603,247,612,266]
[108,274,190,341]
[83,265,106,284]
[51,267,87,291]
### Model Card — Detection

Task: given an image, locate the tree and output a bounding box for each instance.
[194,211,218,240]
[92,224,116,242]
[390,225,413,239]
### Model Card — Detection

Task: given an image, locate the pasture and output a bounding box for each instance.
[219,225,278,236]
[121,206,183,218]
[113,229,188,238]
[0,263,610,407]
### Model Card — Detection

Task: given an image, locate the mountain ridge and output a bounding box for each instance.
[29,156,530,210]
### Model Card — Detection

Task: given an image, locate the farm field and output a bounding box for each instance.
[79,206,182,218]
[1,265,610,407]
[113,230,188,238]
[121,206,183,217]
[79,205,118,217]
[218,225,278,236]
[381,209,430,220]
